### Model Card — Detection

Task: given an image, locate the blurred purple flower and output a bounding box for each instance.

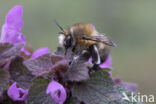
[0,5,26,44]
[31,47,50,59]
[46,81,66,104]
[89,55,112,69]
[99,55,112,69]
[114,77,138,92]
[7,82,28,101]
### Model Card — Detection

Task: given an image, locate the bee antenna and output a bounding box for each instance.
[54,19,65,32]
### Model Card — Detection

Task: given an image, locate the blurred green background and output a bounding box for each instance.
[0,0,155,100]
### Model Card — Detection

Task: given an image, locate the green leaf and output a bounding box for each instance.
[9,57,34,89]
[24,54,53,76]
[0,43,23,64]
[71,69,118,104]
[103,68,111,72]
[27,77,55,104]
[0,69,9,97]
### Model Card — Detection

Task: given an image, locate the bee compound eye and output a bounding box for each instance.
[65,34,72,49]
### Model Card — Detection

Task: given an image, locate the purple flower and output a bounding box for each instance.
[0,5,26,44]
[31,47,50,59]
[89,55,112,69]
[7,82,28,101]
[114,77,138,92]
[99,55,112,69]
[46,81,66,104]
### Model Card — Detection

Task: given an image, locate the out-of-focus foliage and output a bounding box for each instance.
[0,0,156,99]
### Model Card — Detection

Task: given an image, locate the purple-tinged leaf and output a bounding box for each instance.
[0,69,9,97]
[51,54,64,65]
[9,57,34,89]
[24,54,53,76]
[52,53,89,82]
[0,43,23,65]
[71,70,118,104]
[114,77,138,93]
[64,97,81,104]
[0,90,26,104]
[51,59,69,73]
[28,77,55,104]
[62,60,89,82]
[111,85,143,104]
[51,54,69,72]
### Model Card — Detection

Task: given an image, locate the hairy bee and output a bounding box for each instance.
[55,21,116,65]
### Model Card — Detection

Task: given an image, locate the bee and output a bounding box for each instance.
[55,21,116,66]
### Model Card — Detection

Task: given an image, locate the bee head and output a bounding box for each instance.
[64,34,73,50]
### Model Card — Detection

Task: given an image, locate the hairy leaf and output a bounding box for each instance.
[24,54,53,76]
[0,43,23,64]
[62,60,89,82]
[27,77,55,104]
[71,70,118,104]
[0,90,25,104]
[51,54,64,65]
[0,69,9,97]
[109,85,144,104]
[9,57,34,89]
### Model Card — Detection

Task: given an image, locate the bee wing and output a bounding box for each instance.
[80,34,117,47]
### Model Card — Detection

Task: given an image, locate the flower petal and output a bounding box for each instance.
[0,5,26,45]
[99,55,112,69]
[89,55,112,69]
[1,24,26,44]
[16,88,28,101]
[46,81,66,104]
[32,47,50,59]
[7,82,28,101]
[5,5,23,31]
[7,82,19,101]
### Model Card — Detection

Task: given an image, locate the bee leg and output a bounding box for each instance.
[64,47,68,55]
[89,45,101,65]
[79,50,90,61]
[72,50,90,64]
[92,64,101,71]
[72,44,77,52]
[69,50,90,67]
[89,45,101,71]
